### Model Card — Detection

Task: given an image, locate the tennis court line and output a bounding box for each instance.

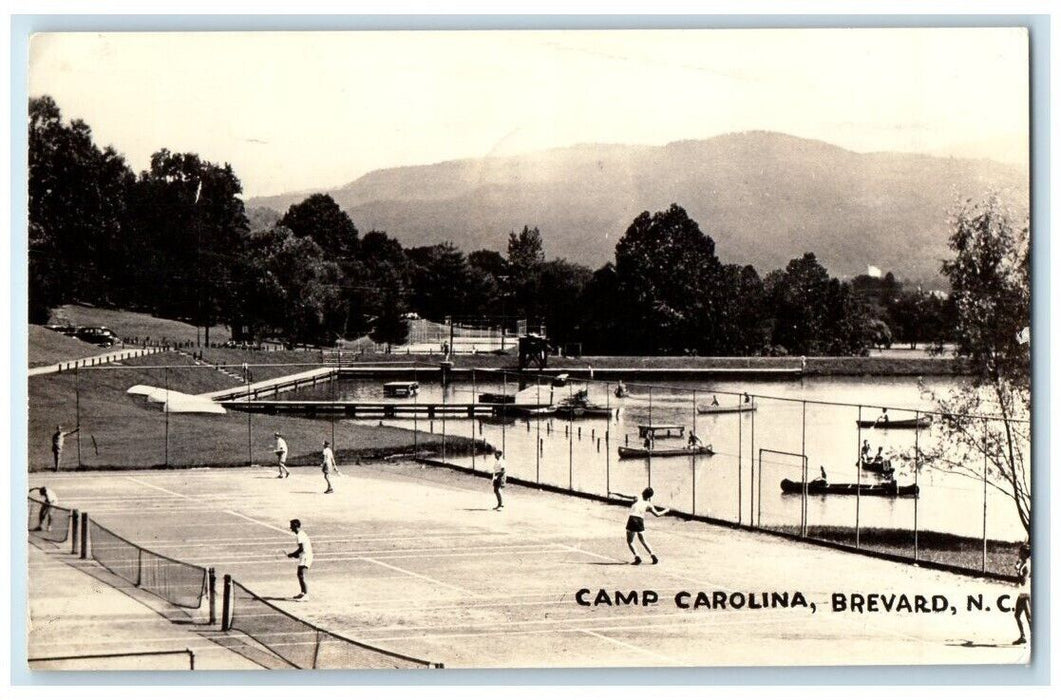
[360,556,478,597]
[223,509,291,534]
[124,476,188,499]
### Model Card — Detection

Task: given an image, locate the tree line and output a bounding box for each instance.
[29,95,953,355]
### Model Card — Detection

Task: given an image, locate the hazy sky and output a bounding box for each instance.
[29,28,1029,198]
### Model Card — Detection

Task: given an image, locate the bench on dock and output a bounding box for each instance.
[637,424,685,439]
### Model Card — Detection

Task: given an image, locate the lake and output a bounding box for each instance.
[294,373,1028,564]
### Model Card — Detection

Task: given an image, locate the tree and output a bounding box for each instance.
[506,226,545,319]
[407,243,473,321]
[614,204,724,354]
[28,96,135,320]
[279,194,359,259]
[768,253,831,354]
[926,195,1030,538]
[125,149,249,343]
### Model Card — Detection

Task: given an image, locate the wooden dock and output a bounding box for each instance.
[218,399,552,419]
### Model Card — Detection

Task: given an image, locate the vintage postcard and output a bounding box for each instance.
[24,27,1032,671]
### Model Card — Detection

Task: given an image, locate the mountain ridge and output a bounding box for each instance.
[247,131,1028,283]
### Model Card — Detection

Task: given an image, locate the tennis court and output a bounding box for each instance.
[28,460,1029,668]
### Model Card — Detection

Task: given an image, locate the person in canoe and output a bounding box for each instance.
[814,466,828,486]
[608,488,668,565]
[743,392,752,404]
[643,433,654,451]
[615,380,628,398]
[688,432,705,449]
[875,408,890,426]
[861,439,872,462]
[710,395,720,407]
[873,446,886,466]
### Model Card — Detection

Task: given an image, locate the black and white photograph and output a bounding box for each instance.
[22,26,1033,672]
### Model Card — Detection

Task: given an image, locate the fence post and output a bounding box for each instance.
[605,383,611,496]
[80,513,89,559]
[75,365,82,469]
[752,397,759,527]
[800,400,808,538]
[221,575,232,631]
[535,375,541,484]
[246,365,253,466]
[472,369,477,472]
[208,567,217,625]
[164,367,170,467]
[855,405,862,549]
[568,385,573,491]
[982,417,988,574]
[70,510,79,555]
[914,411,920,562]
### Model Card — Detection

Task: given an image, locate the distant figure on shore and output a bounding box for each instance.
[51,425,79,471]
[274,432,290,479]
[491,450,506,510]
[29,486,58,531]
[1013,544,1031,645]
[287,519,312,601]
[609,488,668,565]
[800,355,807,373]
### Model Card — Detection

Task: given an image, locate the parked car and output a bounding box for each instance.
[76,326,118,347]
[44,324,78,336]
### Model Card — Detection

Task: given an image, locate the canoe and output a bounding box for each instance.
[859,458,894,474]
[618,444,714,459]
[780,478,918,497]
[856,416,932,429]
[556,405,618,419]
[506,405,556,418]
[697,402,757,415]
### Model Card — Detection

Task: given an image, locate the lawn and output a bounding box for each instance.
[28,350,482,472]
[28,325,108,368]
[49,304,233,345]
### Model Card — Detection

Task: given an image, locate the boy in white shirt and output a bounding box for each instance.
[274,432,290,478]
[287,519,313,600]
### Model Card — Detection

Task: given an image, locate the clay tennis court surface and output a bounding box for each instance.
[28,461,1029,669]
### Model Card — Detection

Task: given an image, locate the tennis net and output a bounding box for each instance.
[88,520,208,609]
[228,579,443,669]
[28,497,72,543]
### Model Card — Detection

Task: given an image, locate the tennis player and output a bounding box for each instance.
[321,441,337,493]
[1013,543,1031,644]
[608,488,668,565]
[491,450,506,510]
[287,519,313,600]
[29,486,57,531]
[274,432,290,478]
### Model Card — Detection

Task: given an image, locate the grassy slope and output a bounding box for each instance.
[28,351,480,471]
[28,326,108,368]
[49,304,232,345]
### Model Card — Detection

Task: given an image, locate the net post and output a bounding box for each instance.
[80,513,89,559]
[70,510,80,555]
[208,567,217,625]
[221,574,232,631]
